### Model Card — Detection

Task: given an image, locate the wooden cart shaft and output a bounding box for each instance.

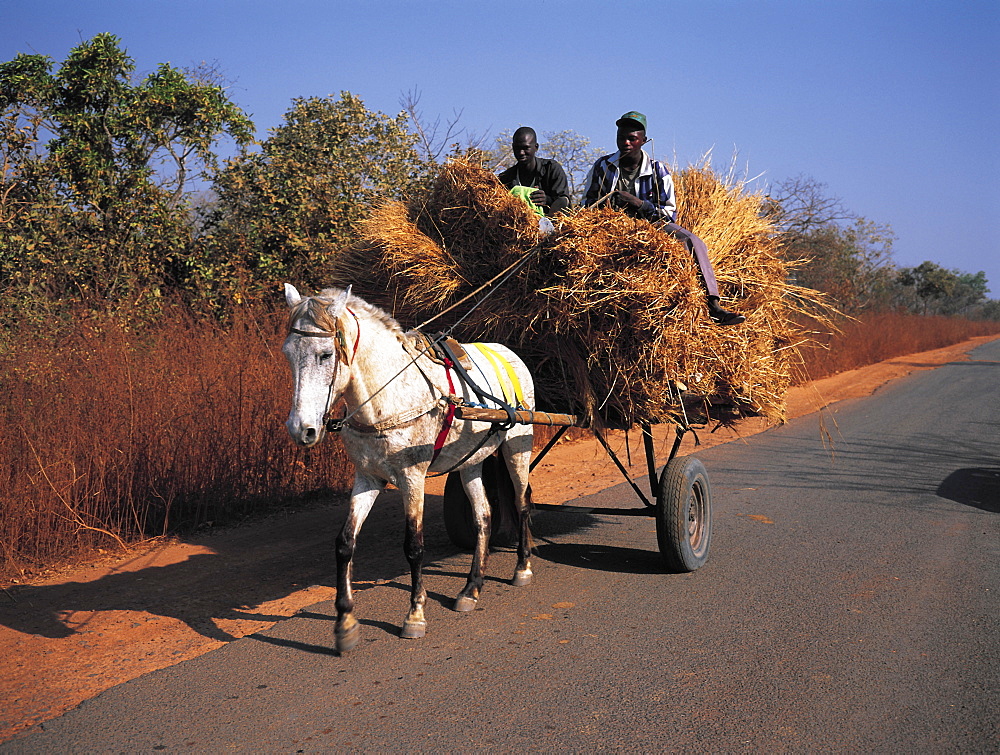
[453,406,580,427]
[453,403,695,510]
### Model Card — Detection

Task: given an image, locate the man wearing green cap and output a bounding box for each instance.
[583,111,744,326]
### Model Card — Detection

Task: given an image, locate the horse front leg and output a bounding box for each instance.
[397,471,429,639]
[454,463,492,612]
[334,474,383,653]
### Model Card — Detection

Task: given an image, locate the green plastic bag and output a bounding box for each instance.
[508,185,545,216]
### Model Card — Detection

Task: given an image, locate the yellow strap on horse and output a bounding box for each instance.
[470,343,524,407]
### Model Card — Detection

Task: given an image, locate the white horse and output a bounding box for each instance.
[282,284,535,652]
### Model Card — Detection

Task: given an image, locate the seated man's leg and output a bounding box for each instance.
[663,223,744,326]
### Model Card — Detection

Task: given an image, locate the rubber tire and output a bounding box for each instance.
[656,456,712,573]
[443,454,519,550]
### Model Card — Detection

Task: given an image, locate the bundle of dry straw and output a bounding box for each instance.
[329,158,826,428]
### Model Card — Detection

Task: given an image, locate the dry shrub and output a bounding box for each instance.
[795,311,1000,383]
[0,306,354,581]
[326,158,832,427]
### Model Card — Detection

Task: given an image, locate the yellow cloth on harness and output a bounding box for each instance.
[471,343,524,407]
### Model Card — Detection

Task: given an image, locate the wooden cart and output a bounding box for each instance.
[441,404,712,574]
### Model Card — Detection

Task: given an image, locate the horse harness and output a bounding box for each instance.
[417,334,523,475]
[313,320,523,475]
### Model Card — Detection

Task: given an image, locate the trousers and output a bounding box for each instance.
[661,222,720,298]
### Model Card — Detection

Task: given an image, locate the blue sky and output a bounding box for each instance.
[4,0,999,294]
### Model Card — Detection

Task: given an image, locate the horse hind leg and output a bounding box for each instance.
[454,464,492,612]
[500,430,534,587]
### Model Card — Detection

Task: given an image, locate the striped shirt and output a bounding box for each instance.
[582,149,676,223]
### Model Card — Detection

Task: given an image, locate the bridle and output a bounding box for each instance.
[289,307,361,363]
[289,307,361,428]
[289,306,443,435]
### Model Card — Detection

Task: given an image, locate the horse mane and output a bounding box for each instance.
[288,287,407,342]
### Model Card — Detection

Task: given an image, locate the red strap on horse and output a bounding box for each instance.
[346,308,361,362]
[431,358,456,463]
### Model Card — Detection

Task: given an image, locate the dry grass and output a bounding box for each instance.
[332,158,833,427]
[0,305,354,583]
[794,311,1000,383]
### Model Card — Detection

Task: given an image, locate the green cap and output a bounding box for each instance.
[615,111,647,131]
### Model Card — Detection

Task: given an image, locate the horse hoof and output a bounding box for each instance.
[400,620,426,639]
[454,595,478,612]
[512,570,533,587]
[336,623,361,653]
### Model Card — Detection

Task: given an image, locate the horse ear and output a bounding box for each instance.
[329,285,351,317]
[284,283,302,307]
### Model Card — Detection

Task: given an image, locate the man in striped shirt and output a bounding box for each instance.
[583,112,745,326]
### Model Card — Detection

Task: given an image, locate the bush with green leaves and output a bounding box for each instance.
[194,92,431,305]
[0,33,253,322]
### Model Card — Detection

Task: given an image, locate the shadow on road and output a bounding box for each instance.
[937,468,1000,512]
[0,486,597,644]
[533,540,662,574]
[1,500,352,643]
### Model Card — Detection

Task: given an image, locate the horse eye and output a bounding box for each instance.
[318,352,334,363]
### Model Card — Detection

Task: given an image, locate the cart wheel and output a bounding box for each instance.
[656,456,712,572]
[443,455,519,550]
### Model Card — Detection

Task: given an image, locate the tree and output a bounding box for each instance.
[942,271,989,316]
[0,33,253,313]
[539,130,603,204]
[399,88,487,163]
[769,176,896,311]
[972,298,1000,321]
[768,174,855,238]
[896,262,989,316]
[198,92,428,301]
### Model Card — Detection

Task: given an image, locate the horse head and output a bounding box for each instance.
[282,283,354,447]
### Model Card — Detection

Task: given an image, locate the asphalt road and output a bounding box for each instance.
[6,340,999,753]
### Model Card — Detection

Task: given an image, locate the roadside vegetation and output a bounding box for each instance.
[2,35,999,582]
